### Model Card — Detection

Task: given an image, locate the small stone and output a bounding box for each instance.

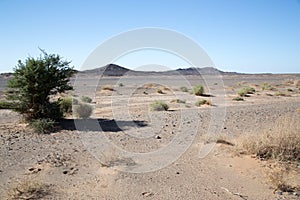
[155,135,161,139]
[142,192,153,197]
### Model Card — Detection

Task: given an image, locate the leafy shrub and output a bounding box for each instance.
[193,84,204,96]
[195,99,211,107]
[75,103,93,119]
[287,88,293,92]
[232,96,244,101]
[6,50,74,122]
[238,87,255,97]
[30,118,55,134]
[180,86,188,92]
[81,96,92,103]
[118,83,124,87]
[0,100,16,109]
[262,82,274,90]
[150,100,169,111]
[59,97,73,114]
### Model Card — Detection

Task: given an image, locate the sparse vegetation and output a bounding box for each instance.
[30,118,56,134]
[237,115,300,162]
[238,87,255,97]
[171,99,186,104]
[75,103,93,119]
[274,91,288,96]
[232,96,244,101]
[266,165,297,192]
[7,180,51,200]
[6,50,74,122]
[193,84,204,96]
[157,89,164,94]
[102,85,114,91]
[0,100,16,109]
[262,82,274,91]
[195,99,211,107]
[59,97,73,114]
[150,100,169,111]
[81,95,92,103]
[287,88,293,92]
[180,86,189,92]
[118,83,124,87]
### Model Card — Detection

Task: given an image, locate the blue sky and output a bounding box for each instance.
[0,0,299,73]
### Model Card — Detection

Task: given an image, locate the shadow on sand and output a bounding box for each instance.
[60,118,147,132]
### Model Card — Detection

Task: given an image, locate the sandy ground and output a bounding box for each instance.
[0,74,300,199]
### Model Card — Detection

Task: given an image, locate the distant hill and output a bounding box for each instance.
[79,64,240,76]
[81,64,131,76]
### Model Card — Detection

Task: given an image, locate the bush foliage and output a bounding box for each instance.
[193,84,204,96]
[6,50,74,122]
[150,100,169,111]
[75,103,93,119]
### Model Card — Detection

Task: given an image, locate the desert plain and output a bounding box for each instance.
[0,72,300,200]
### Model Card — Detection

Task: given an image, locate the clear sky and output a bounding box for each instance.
[0,0,299,73]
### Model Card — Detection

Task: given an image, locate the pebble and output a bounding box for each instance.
[155,135,161,139]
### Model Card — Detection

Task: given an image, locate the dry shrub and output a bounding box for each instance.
[195,99,211,107]
[265,165,297,192]
[295,80,300,87]
[150,100,169,111]
[7,180,51,200]
[237,114,300,162]
[143,83,159,89]
[102,85,114,91]
[180,86,189,92]
[170,99,186,104]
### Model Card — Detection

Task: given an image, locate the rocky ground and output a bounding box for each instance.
[0,74,300,199]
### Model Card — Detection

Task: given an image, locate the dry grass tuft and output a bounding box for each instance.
[195,99,211,107]
[265,165,299,192]
[237,114,300,162]
[7,180,51,200]
[102,85,114,91]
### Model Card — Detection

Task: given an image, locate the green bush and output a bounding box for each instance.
[232,96,244,101]
[59,97,73,114]
[262,82,274,91]
[238,87,255,97]
[195,99,211,107]
[81,96,92,103]
[6,50,74,122]
[30,118,55,134]
[150,100,169,111]
[0,100,16,109]
[180,86,188,92]
[193,84,204,96]
[75,103,93,119]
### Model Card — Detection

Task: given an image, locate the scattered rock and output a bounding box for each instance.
[142,192,154,197]
[155,135,161,139]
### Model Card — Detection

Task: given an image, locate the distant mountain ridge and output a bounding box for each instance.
[80,64,240,76]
